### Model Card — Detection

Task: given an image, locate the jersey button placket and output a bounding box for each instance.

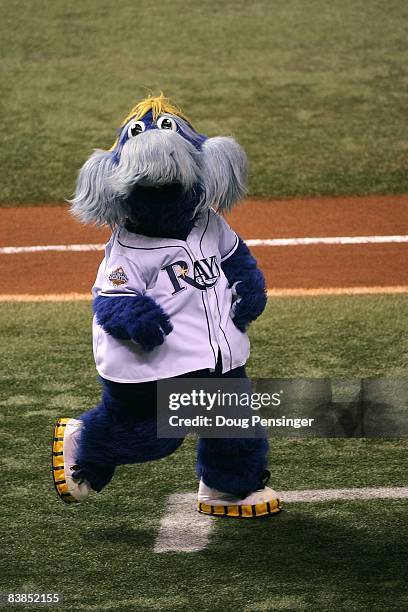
[185,241,219,368]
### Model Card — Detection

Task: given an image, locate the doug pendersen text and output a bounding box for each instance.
[166,390,314,429]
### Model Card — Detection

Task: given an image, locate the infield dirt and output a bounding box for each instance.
[1,195,408,295]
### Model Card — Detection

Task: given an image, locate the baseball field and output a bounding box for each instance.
[1,1,408,611]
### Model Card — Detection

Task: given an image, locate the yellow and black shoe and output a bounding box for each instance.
[197,479,282,518]
[52,418,91,504]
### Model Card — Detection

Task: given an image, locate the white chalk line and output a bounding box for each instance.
[0,293,93,302]
[1,286,408,302]
[154,487,408,553]
[281,486,408,502]
[154,493,216,553]
[267,286,408,296]
[0,243,106,254]
[249,235,408,247]
[2,235,408,254]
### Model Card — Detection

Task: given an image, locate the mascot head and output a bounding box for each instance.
[71,93,248,231]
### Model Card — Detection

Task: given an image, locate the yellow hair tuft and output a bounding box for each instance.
[121,92,189,126]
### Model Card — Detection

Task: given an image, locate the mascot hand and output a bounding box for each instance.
[230,276,267,332]
[94,295,173,351]
[221,237,267,332]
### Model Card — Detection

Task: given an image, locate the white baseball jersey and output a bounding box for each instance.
[92,209,250,383]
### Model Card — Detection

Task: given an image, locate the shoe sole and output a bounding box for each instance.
[51,417,80,504]
[197,499,282,518]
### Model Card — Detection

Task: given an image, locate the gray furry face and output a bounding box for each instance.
[113,130,202,196]
[70,113,248,226]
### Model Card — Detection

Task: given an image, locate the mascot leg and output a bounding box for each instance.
[196,437,281,517]
[196,364,282,518]
[52,379,184,504]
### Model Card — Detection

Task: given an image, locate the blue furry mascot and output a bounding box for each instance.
[52,94,281,518]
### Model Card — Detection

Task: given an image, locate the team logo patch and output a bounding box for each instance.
[108,266,129,286]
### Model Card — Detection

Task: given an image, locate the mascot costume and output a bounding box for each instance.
[52,94,281,518]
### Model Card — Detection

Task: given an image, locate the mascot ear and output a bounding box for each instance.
[70,150,128,227]
[200,136,248,213]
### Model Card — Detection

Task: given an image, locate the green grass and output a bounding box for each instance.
[1,0,408,204]
[0,297,408,610]
[250,294,408,377]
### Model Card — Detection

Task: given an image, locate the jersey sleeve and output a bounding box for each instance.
[98,254,146,297]
[213,210,239,262]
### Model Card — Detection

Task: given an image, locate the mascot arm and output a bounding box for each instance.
[221,237,267,332]
[93,294,173,352]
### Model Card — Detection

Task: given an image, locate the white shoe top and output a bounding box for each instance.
[64,419,91,502]
[198,479,279,506]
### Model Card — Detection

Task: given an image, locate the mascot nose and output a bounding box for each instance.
[135,129,186,168]
[138,127,176,147]
[128,128,182,164]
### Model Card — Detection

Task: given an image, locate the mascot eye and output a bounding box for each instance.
[157,116,177,131]
[127,121,145,138]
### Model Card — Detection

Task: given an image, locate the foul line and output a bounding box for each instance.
[0,243,106,254]
[280,486,408,502]
[154,493,216,553]
[247,235,408,247]
[2,234,408,255]
[155,487,408,553]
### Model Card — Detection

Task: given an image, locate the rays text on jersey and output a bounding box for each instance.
[162,256,220,294]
